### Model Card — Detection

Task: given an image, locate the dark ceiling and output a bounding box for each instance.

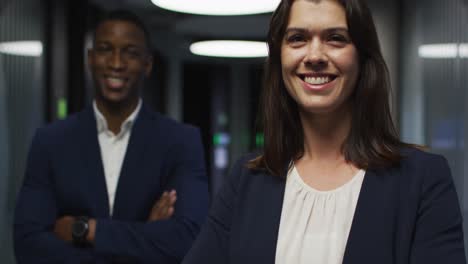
[89,0,272,61]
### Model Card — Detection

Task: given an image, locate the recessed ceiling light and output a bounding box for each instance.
[0,41,43,57]
[190,40,268,58]
[151,0,280,15]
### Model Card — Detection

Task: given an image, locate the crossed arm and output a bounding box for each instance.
[53,189,178,244]
[14,127,209,263]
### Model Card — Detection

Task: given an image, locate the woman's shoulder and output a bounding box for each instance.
[228,152,281,188]
[396,147,452,184]
[400,147,448,167]
[232,152,259,167]
[230,153,266,179]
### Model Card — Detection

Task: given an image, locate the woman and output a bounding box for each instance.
[183,0,466,263]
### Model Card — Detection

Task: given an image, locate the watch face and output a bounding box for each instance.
[72,220,88,237]
[72,217,89,247]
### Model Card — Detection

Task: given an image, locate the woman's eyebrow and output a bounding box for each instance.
[284,27,308,35]
[324,27,349,33]
[285,27,349,35]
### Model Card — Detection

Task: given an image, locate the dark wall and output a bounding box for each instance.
[47,0,101,119]
[0,0,47,262]
[183,63,218,192]
[400,0,468,254]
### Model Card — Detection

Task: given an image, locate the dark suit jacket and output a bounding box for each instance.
[183,149,466,264]
[14,105,209,264]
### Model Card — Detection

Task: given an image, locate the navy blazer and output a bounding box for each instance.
[183,149,466,263]
[14,105,209,263]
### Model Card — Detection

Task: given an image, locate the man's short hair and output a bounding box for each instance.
[93,9,152,51]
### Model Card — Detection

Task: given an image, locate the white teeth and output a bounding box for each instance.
[107,77,124,86]
[304,76,331,85]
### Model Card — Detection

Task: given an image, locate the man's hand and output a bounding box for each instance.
[54,216,96,244]
[53,216,74,242]
[148,190,177,221]
[53,190,177,243]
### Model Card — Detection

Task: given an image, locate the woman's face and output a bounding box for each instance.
[280,0,359,115]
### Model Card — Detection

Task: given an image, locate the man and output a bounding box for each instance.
[14,10,209,263]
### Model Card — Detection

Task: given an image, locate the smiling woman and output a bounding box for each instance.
[182,0,466,263]
[280,0,359,115]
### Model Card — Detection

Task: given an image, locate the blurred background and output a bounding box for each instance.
[0,0,467,262]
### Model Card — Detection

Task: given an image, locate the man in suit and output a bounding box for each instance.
[14,10,209,263]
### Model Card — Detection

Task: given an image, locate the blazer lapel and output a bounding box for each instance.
[260,173,286,263]
[78,107,110,218]
[343,168,398,264]
[233,170,286,263]
[111,106,152,219]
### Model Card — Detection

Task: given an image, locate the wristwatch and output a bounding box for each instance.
[72,216,89,247]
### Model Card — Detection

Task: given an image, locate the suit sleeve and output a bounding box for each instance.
[182,156,246,263]
[410,155,466,263]
[92,127,210,263]
[14,129,95,264]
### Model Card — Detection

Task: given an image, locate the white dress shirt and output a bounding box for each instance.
[93,100,141,216]
[275,166,365,264]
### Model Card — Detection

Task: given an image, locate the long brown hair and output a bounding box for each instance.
[248,0,412,177]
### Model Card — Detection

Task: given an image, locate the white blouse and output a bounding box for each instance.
[275,166,365,264]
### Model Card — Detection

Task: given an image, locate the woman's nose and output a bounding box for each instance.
[303,40,328,68]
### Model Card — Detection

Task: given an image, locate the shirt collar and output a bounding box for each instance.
[93,99,142,137]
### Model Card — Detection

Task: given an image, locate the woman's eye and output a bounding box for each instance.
[328,34,348,43]
[287,34,305,43]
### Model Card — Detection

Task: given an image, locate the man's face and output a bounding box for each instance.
[88,20,152,106]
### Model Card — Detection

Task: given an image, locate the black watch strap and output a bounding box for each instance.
[72,216,90,247]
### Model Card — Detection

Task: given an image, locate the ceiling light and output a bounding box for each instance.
[190,40,268,58]
[459,44,468,58]
[0,41,43,57]
[418,44,458,58]
[151,0,280,15]
[418,43,468,58]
